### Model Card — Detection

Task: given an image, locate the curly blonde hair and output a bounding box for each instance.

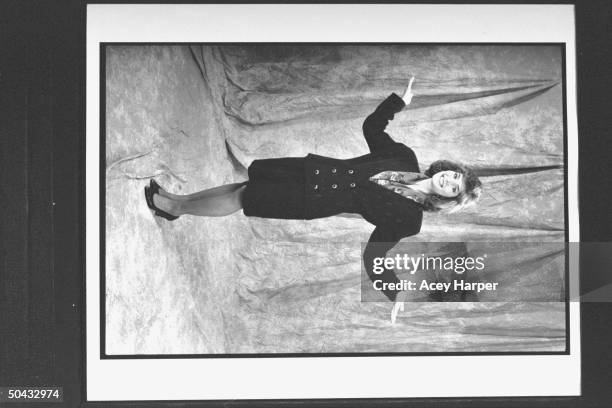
[422,160,482,213]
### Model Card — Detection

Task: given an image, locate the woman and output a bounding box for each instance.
[145,77,482,322]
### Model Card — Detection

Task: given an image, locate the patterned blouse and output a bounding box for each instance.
[369,171,428,206]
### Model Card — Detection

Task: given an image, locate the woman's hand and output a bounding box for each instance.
[401,76,415,106]
[390,290,409,324]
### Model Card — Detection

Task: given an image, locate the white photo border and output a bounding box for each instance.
[86,4,580,401]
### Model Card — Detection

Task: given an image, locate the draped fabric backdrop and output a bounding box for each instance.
[105,45,566,354]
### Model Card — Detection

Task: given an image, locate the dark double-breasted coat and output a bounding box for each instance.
[243,93,422,301]
[303,93,423,301]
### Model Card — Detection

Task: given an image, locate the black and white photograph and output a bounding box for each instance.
[15,1,612,406]
[84,3,581,401]
[105,43,567,356]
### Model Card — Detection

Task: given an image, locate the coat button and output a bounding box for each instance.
[331,168,337,173]
[314,169,320,175]
[350,182,356,188]
[348,169,354,174]
[331,184,338,189]
[313,184,319,190]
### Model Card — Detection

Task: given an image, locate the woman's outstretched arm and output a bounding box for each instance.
[361,94,405,153]
[362,77,415,153]
[362,226,404,302]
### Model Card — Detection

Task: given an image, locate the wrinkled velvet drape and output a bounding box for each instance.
[106,45,566,354]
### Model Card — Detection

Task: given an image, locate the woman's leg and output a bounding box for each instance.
[157,182,246,201]
[152,183,247,217]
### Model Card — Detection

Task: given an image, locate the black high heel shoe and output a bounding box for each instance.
[144,180,179,221]
[149,179,165,195]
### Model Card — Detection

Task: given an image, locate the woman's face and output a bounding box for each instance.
[431,171,465,198]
